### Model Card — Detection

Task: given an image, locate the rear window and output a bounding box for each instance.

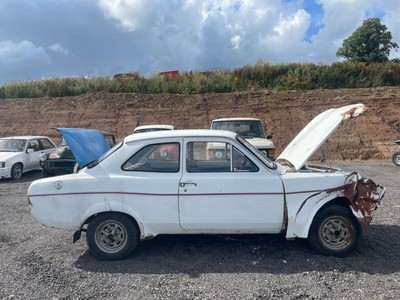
[122,143,180,173]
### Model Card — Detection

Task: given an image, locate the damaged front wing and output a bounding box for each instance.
[344,172,386,226]
[297,172,385,228]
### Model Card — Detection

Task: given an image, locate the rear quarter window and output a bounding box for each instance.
[122,143,180,173]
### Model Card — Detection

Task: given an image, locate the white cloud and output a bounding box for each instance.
[1,0,400,83]
[0,40,50,66]
[97,0,160,31]
[48,43,71,56]
[231,35,241,49]
[273,10,311,40]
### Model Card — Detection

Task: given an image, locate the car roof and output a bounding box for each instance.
[134,124,174,131]
[124,129,237,143]
[212,117,261,122]
[0,136,51,140]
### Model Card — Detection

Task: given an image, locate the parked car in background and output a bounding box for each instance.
[28,104,385,260]
[392,140,400,166]
[209,118,275,160]
[40,128,116,177]
[133,124,174,134]
[0,136,56,180]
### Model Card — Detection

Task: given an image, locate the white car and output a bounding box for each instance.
[0,136,56,180]
[210,117,275,159]
[28,104,385,260]
[133,124,174,134]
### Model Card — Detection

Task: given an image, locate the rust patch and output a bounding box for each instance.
[141,234,155,241]
[343,173,382,227]
[340,105,368,119]
[296,172,383,228]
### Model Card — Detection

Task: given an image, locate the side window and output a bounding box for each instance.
[28,139,40,152]
[40,138,54,150]
[187,141,231,173]
[59,137,67,147]
[122,143,180,173]
[232,147,258,172]
[104,134,116,147]
[186,141,258,173]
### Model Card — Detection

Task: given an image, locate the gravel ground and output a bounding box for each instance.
[0,162,399,300]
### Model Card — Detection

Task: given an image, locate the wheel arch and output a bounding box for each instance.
[285,194,353,239]
[307,204,362,256]
[74,203,151,243]
[13,161,24,168]
[84,211,141,235]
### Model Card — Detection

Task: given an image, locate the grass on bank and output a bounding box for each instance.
[1,61,400,99]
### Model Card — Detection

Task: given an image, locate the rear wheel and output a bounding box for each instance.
[86,213,139,260]
[308,205,360,257]
[392,151,400,166]
[11,163,23,180]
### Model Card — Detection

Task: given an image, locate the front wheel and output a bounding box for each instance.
[86,213,139,260]
[392,151,400,166]
[308,205,360,257]
[11,163,23,180]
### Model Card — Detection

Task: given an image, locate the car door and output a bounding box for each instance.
[178,137,285,233]
[26,138,55,171]
[25,139,41,171]
[119,141,183,231]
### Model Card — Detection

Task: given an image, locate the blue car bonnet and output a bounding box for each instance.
[56,128,110,167]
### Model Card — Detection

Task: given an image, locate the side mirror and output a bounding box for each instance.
[27,148,34,153]
[267,135,273,139]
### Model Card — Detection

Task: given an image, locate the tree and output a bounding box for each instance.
[336,18,399,63]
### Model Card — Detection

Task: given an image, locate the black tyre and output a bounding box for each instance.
[308,205,360,257]
[73,163,80,173]
[392,151,400,166]
[42,168,51,178]
[11,163,23,180]
[86,213,139,260]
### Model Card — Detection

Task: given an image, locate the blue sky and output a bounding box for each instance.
[0,0,399,84]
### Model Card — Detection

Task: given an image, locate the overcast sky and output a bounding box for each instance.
[0,0,399,84]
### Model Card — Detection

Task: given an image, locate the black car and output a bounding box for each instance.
[40,130,116,177]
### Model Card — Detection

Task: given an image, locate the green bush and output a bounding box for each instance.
[1,61,399,99]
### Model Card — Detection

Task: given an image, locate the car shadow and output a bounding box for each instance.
[74,224,400,276]
[0,170,42,184]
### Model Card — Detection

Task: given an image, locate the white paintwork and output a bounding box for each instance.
[0,136,56,178]
[277,103,367,171]
[27,104,380,244]
[246,137,275,149]
[133,124,174,134]
[179,137,284,232]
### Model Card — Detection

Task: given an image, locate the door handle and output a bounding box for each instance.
[179,181,197,187]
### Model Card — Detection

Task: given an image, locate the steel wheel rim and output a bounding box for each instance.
[394,154,400,165]
[319,216,353,250]
[13,166,22,179]
[95,220,128,254]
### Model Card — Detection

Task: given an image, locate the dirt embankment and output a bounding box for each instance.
[1,87,399,161]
